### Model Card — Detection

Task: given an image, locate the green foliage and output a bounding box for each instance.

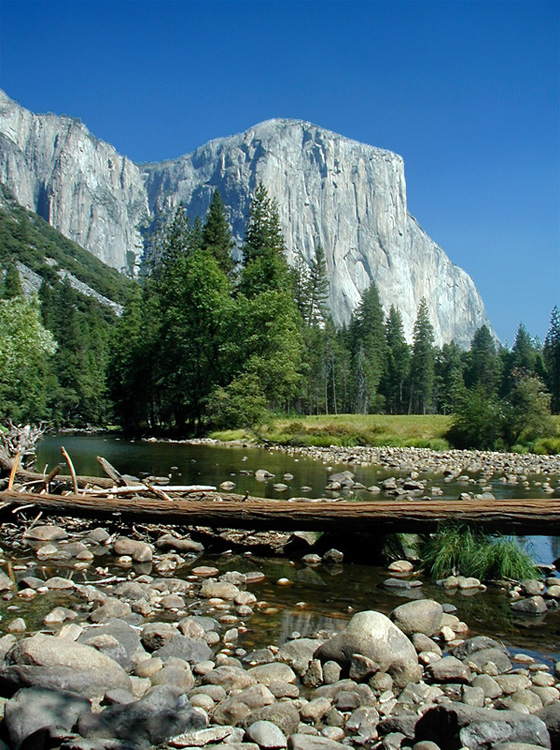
[448,384,505,450]
[544,306,560,413]
[202,189,236,279]
[0,185,132,304]
[465,325,500,394]
[421,524,538,581]
[2,260,23,299]
[208,372,269,430]
[381,305,411,414]
[0,295,56,421]
[349,283,386,413]
[410,298,435,414]
[504,373,557,445]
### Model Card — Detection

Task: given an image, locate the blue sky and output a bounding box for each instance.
[1,0,558,344]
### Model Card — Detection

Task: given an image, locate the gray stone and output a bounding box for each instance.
[242,703,301,737]
[390,600,443,637]
[511,596,548,615]
[78,684,207,747]
[203,665,256,692]
[113,538,153,563]
[4,686,90,750]
[0,633,132,698]
[141,622,177,652]
[315,610,421,688]
[246,720,288,749]
[23,525,67,541]
[536,701,560,747]
[427,656,472,684]
[248,663,297,686]
[156,534,204,554]
[276,638,319,676]
[289,735,348,750]
[78,619,144,671]
[154,635,213,664]
[414,704,551,749]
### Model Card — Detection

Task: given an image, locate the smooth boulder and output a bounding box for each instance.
[315,610,421,688]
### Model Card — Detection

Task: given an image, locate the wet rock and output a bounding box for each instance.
[23,525,67,542]
[382,578,422,590]
[414,704,551,750]
[156,534,204,554]
[511,596,548,615]
[200,581,240,600]
[113,538,153,563]
[322,549,344,565]
[4,686,90,750]
[0,633,132,698]
[388,560,414,574]
[246,720,288,748]
[315,610,421,688]
[390,600,443,637]
[255,470,274,481]
[520,580,545,597]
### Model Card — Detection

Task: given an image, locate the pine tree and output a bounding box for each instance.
[380,305,410,414]
[410,298,435,414]
[349,283,386,412]
[240,183,290,296]
[544,306,560,413]
[465,325,500,394]
[2,261,23,299]
[202,189,236,279]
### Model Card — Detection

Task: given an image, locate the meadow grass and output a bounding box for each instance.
[209,414,453,449]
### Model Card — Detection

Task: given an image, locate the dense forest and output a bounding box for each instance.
[0,184,558,451]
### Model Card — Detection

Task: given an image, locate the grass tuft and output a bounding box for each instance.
[420,523,538,582]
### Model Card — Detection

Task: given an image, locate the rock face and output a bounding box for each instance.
[0,90,493,345]
[0,90,148,274]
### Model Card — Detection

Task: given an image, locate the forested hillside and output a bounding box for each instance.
[0,184,558,452]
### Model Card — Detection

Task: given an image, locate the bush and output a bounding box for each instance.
[207,373,270,431]
[420,523,538,581]
[447,386,505,450]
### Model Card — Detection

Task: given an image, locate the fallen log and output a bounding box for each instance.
[0,489,559,535]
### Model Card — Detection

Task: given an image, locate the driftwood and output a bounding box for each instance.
[0,489,558,535]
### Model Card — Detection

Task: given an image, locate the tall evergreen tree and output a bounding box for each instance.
[2,261,23,299]
[465,325,500,394]
[380,305,410,414]
[544,305,560,413]
[409,298,435,414]
[202,189,236,279]
[305,245,330,327]
[435,341,464,414]
[349,283,386,412]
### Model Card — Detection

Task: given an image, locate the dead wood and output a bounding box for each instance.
[0,489,558,535]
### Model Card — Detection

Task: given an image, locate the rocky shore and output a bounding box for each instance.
[0,516,557,750]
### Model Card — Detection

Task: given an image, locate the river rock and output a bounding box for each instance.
[154,635,213,664]
[255,470,274,481]
[113,538,153,563]
[276,639,319,676]
[244,703,301,736]
[4,686,90,750]
[78,684,206,747]
[427,656,472,684]
[511,596,548,615]
[289,734,348,750]
[414,704,551,749]
[200,581,240,600]
[156,534,204,554]
[390,600,443,637]
[248,663,297,686]
[315,610,421,688]
[203,665,257,692]
[141,622,177,652]
[536,701,560,746]
[78,619,145,671]
[23,525,67,542]
[0,633,132,698]
[246,720,288,748]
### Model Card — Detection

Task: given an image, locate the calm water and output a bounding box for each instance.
[6,434,560,662]
[36,434,560,566]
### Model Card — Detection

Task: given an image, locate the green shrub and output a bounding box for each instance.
[420,523,538,581]
[532,437,560,455]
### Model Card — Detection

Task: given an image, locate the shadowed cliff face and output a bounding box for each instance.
[0,91,493,346]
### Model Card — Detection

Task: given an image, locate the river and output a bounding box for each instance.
[29,434,560,662]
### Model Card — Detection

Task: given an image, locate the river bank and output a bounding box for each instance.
[0,512,558,749]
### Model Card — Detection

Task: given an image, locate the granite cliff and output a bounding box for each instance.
[0,91,492,346]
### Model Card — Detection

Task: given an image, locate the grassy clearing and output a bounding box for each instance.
[420,523,538,582]
[210,414,453,449]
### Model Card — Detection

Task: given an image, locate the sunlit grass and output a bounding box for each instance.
[420,523,538,581]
